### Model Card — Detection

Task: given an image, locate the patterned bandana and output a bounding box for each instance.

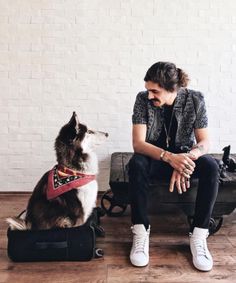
[46,165,96,200]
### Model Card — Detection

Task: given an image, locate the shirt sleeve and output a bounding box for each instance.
[193,92,208,129]
[132,92,148,124]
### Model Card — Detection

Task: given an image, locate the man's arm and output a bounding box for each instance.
[189,128,210,160]
[132,124,164,160]
[169,127,210,194]
[132,124,195,175]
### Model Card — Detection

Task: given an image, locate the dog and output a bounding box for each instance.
[6,111,108,230]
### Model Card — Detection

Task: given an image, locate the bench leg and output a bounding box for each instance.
[101,189,128,217]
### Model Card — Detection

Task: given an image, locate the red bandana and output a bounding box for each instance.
[46,165,96,200]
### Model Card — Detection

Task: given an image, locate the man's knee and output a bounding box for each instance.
[128,153,150,174]
[197,155,220,177]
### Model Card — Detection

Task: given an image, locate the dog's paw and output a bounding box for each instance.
[55,217,73,228]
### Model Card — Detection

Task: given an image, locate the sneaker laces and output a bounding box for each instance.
[132,228,149,254]
[133,235,147,253]
[193,238,207,257]
[190,232,209,258]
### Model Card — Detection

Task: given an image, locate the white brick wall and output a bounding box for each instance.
[1,0,236,191]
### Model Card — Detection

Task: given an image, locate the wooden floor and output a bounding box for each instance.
[0,193,235,283]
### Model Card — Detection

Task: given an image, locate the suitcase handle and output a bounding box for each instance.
[17,210,26,219]
[35,241,68,250]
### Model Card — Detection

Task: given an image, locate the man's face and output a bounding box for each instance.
[145,81,176,107]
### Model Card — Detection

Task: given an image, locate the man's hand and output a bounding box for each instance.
[165,152,196,177]
[169,169,190,194]
[188,147,202,161]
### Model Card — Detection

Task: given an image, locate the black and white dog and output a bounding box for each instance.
[7,112,108,230]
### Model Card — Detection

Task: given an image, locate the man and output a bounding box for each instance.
[128,62,219,271]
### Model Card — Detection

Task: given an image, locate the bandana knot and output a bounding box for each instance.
[46,165,96,200]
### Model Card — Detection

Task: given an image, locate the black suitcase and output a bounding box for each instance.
[7,209,104,262]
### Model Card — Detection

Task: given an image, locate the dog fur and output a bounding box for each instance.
[6,112,108,230]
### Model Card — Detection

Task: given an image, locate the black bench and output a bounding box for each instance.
[101,152,236,234]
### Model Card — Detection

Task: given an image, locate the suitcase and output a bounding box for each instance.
[7,209,104,262]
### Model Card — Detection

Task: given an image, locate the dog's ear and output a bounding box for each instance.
[68,111,80,134]
[57,112,80,146]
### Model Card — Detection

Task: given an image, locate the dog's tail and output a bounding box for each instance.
[6,217,28,230]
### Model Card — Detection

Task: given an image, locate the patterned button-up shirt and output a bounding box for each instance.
[132,87,208,149]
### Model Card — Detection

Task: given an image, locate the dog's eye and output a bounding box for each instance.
[87,130,94,134]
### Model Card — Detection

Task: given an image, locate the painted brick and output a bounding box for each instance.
[0,0,236,191]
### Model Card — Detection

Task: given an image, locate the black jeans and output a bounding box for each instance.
[128,153,219,230]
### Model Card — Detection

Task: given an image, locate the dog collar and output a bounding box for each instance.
[46,165,96,200]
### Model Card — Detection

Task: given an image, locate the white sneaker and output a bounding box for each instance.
[189,227,213,271]
[130,224,150,267]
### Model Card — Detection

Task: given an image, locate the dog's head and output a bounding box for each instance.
[55,112,108,167]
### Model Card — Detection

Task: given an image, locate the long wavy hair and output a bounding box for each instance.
[144,61,189,92]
